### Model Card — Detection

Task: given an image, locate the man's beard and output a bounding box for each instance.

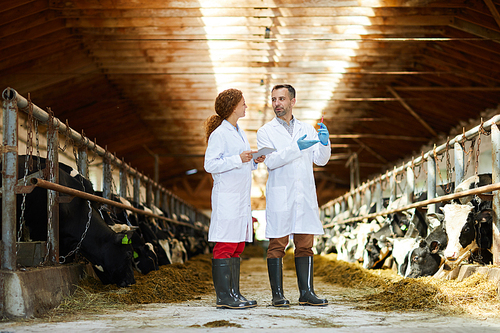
[274,108,286,117]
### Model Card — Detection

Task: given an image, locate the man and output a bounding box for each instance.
[257,84,331,307]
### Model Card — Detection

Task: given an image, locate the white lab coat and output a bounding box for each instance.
[257,117,331,239]
[204,120,256,243]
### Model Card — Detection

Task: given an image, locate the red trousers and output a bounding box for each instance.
[213,242,246,259]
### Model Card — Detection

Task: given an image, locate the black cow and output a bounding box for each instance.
[2,156,136,287]
[97,202,159,275]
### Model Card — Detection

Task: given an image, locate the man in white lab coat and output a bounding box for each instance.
[257,84,331,307]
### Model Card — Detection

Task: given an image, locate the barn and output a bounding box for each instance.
[2,0,500,328]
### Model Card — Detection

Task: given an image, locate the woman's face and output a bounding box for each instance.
[233,96,247,119]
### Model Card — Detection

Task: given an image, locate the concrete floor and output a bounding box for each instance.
[2,258,500,332]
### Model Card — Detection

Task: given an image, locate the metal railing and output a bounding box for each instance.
[1,87,209,271]
[320,114,500,264]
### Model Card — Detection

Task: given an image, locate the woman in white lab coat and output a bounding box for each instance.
[204,88,264,309]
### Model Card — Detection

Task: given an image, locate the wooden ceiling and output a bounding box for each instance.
[2,0,500,211]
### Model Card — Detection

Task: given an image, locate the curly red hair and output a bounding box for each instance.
[204,89,243,142]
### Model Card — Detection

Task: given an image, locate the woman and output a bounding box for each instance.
[204,88,265,309]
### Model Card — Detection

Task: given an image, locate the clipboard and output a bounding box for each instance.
[252,147,276,159]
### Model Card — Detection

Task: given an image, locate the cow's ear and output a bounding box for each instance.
[429,241,440,254]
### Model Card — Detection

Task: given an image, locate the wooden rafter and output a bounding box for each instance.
[387,86,437,137]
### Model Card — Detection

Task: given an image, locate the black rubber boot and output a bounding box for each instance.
[212,258,253,309]
[295,256,328,306]
[267,258,290,307]
[230,257,257,307]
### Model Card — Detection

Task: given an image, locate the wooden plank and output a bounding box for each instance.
[57,7,459,18]
[65,16,454,28]
[49,0,469,10]
[0,0,38,14]
[0,20,67,51]
[394,86,500,91]
[71,25,446,37]
[0,0,49,24]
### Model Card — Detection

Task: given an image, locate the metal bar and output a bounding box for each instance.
[375,182,382,212]
[454,141,465,185]
[323,181,500,227]
[119,164,127,199]
[146,181,153,208]
[155,187,160,208]
[103,158,111,200]
[365,186,372,209]
[1,90,18,271]
[133,175,140,205]
[389,171,396,205]
[30,178,201,230]
[46,124,59,263]
[1,88,172,195]
[321,114,500,207]
[78,148,87,179]
[427,154,437,214]
[491,124,500,265]
[406,166,414,205]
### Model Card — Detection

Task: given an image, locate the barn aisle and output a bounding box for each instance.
[2,256,500,332]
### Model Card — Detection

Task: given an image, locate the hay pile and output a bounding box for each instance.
[49,254,213,318]
[313,254,500,318]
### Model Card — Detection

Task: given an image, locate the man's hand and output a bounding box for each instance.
[317,123,329,146]
[297,134,319,151]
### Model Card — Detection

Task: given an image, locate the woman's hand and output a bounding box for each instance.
[254,155,265,163]
[240,150,256,163]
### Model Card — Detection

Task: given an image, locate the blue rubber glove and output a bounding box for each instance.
[297,134,319,151]
[317,122,329,146]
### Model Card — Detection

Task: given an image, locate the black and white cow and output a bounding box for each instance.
[4,156,136,287]
[442,174,493,265]
[405,216,448,278]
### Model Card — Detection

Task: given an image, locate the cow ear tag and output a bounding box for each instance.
[133,251,139,259]
[122,234,132,244]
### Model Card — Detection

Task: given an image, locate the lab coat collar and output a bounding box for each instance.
[222,119,244,143]
[271,116,304,141]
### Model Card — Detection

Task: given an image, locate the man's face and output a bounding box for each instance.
[271,88,295,118]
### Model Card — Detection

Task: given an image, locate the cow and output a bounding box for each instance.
[96,194,160,275]
[405,216,447,278]
[442,174,493,266]
[2,155,136,287]
[362,222,393,269]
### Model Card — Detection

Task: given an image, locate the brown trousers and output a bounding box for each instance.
[267,234,314,259]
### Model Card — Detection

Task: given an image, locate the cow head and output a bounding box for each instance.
[362,236,381,269]
[90,230,136,287]
[406,239,444,278]
[442,202,475,261]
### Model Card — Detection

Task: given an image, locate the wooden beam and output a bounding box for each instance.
[451,17,500,42]
[393,86,500,91]
[195,173,211,193]
[484,0,500,31]
[387,86,437,137]
[328,134,429,141]
[352,138,388,164]
[49,0,463,10]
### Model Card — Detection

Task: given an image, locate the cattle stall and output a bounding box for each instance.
[317,114,500,278]
[0,87,210,318]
